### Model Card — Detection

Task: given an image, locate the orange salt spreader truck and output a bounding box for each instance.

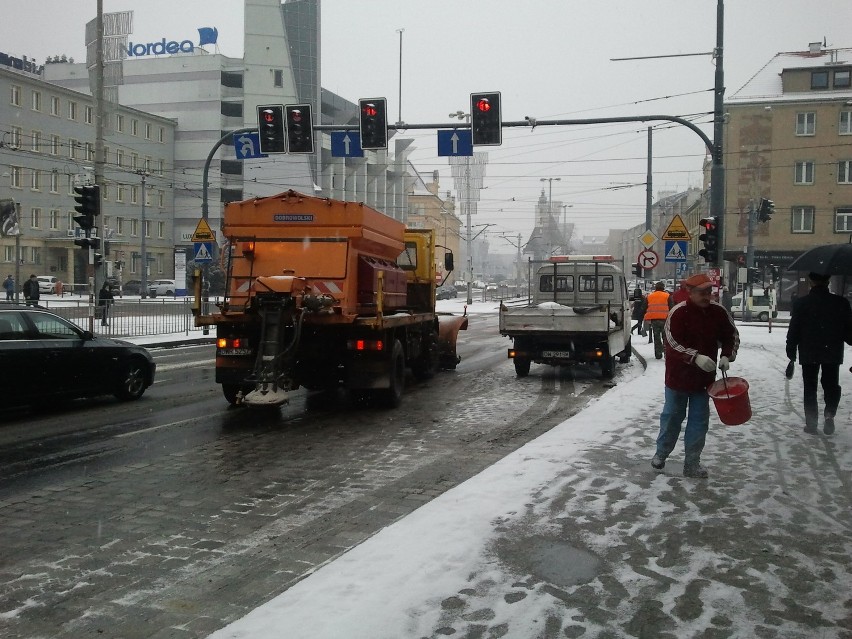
[192,190,468,408]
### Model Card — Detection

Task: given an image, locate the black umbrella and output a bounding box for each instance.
[786,243,852,276]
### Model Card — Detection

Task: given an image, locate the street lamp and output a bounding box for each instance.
[136,170,150,299]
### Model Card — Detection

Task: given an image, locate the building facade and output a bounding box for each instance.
[0,65,176,289]
[724,44,852,299]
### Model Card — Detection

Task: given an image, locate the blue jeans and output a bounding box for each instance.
[656,386,710,466]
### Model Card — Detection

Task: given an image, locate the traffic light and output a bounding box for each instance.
[285,104,314,154]
[257,104,286,154]
[698,216,719,265]
[73,184,100,231]
[73,236,100,250]
[94,252,104,268]
[358,98,388,149]
[758,197,775,222]
[632,262,643,278]
[748,267,762,285]
[470,91,502,146]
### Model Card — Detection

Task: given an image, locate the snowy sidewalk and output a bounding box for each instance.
[207,325,852,639]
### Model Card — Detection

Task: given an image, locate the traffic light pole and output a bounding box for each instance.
[744,200,757,322]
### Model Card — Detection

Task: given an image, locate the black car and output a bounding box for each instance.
[436,287,457,300]
[120,280,143,295]
[0,307,156,406]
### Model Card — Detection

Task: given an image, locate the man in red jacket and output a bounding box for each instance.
[651,273,739,478]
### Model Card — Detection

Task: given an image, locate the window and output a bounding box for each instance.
[10,126,21,147]
[68,138,79,159]
[101,184,109,201]
[144,156,151,173]
[10,166,22,188]
[794,161,815,184]
[31,130,41,153]
[10,84,21,106]
[839,161,852,184]
[158,221,165,238]
[221,102,243,118]
[116,217,124,235]
[85,141,95,162]
[157,190,164,208]
[85,105,94,124]
[792,206,814,233]
[4,246,14,262]
[50,96,60,116]
[130,185,139,204]
[157,159,164,175]
[841,111,852,135]
[130,119,138,136]
[835,69,851,89]
[145,122,152,139]
[51,134,60,155]
[130,153,138,170]
[31,90,41,111]
[273,69,284,88]
[540,275,574,292]
[116,113,124,132]
[116,185,125,203]
[130,219,138,236]
[811,70,829,90]
[49,209,60,230]
[835,207,852,232]
[30,247,41,265]
[144,220,151,238]
[145,187,152,207]
[796,112,816,136]
[103,146,110,166]
[158,126,164,143]
[116,149,124,167]
[30,208,41,229]
[50,172,59,193]
[30,170,40,191]
[67,212,75,231]
[68,100,77,120]
[579,275,614,292]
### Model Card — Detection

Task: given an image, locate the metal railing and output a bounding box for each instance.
[2,298,218,338]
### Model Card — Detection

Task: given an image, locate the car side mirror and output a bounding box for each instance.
[444,252,454,272]
[81,330,94,341]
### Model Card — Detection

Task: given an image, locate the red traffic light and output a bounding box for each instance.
[262,109,276,123]
[362,103,378,118]
[699,217,717,231]
[476,98,492,113]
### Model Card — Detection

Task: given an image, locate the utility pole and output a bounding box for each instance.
[744,199,757,321]
[138,171,149,298]
[395,28,404,125]
[91,0,105,327]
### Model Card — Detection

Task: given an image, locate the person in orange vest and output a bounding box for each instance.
[644,281,671,359]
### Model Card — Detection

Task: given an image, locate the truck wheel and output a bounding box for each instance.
[380,340,405,408]
[412,334,439,381]
[618,338,632,363]
[514,357,531,377]
[601,353,616,379]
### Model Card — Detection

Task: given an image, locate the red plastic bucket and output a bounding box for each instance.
[707,376,751,426]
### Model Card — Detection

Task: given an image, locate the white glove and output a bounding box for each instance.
[718,356,730,372]
[694,354,716,372]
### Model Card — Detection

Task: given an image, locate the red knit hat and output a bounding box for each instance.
[681,273,713,290]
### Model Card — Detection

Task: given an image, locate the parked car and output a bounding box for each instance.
[121,280,143,295]
[436,287,457,300]
[148,279,176,298]
[37,275,58,294]
[0,307,156,405]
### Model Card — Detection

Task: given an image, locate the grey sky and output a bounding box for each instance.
[4,0,850,248]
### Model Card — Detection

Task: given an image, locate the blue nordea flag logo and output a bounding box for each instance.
[198,27,218,47]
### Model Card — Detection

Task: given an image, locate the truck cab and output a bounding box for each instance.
[731,287,778,321]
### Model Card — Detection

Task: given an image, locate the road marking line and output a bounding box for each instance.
[113,415,217,439]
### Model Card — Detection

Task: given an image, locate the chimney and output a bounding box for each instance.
[808,41,823,54]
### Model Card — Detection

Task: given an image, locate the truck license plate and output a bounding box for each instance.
[542,350,571,358]
[219,348,252,356]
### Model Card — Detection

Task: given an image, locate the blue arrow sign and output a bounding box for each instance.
[193,242,214,263]
[664,240,688,262]
[437,129,473,157]
[234,132,267,160]
[330,131,364,158]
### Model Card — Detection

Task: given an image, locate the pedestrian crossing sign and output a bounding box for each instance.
[664,240,687,262]
[193,241,214,263]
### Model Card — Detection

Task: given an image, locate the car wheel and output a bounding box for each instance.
[114,358,149,401]
[758,311,769,321]
[166,290,174,296]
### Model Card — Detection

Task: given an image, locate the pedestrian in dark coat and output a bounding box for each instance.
[630,288,647,335]
[652,273,739,478]
[3,274,13,301]
[22,274,39,306]
[98,281,114,326]
[786,272,852,435]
